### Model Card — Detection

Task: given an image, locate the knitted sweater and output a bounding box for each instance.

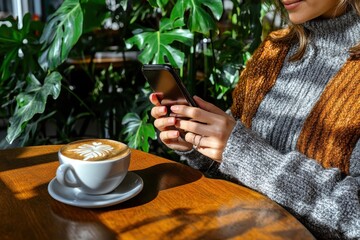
[177,10,360,240]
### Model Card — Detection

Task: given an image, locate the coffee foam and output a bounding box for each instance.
[60,139,129,161]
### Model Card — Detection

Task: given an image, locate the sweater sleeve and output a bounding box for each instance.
[175,149,225,178]
[219,121,360,240]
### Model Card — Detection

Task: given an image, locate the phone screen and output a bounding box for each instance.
[142,64,197,107]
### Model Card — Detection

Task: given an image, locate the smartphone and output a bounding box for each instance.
[141,64,198,107]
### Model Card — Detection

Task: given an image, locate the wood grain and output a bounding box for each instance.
[0,145,315,240]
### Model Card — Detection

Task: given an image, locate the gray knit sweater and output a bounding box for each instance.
[177,10,360,240]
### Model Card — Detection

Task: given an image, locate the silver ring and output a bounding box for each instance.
[192,134,198,149]
[194,135,203,150]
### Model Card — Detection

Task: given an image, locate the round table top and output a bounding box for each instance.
[0,145,315,240]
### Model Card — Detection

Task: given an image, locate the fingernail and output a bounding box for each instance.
[170,106,179,111]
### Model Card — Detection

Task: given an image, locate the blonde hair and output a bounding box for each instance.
[272,0,360,61]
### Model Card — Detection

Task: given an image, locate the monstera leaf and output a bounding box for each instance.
[39,0,83,70]
[121,113,156,152]
[0,13,40,82]
[170,0,223,34]
[125,18,193,68]
[81,0,109,33]
[6,72,62,144]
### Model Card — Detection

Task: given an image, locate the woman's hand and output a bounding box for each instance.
[149,93,193,151]
[149,93,236,161]
[170,96,236,162]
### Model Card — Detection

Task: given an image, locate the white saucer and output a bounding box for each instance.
[48,172,143,208]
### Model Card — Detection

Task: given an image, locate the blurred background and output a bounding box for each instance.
[0,0,281,159]
[0,0,61,21]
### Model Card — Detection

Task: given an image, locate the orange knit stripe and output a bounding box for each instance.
[231,31,291,127]
[297,59,360,174]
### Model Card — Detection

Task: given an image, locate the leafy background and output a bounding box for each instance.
[0,0,278,159]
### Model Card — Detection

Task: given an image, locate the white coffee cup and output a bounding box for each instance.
[56,139,131,195]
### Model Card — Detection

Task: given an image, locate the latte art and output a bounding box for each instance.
[60,139,129,161]
[70,142,114,161]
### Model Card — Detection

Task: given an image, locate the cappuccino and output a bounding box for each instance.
[56,138,131,195]
[60,139,129,161]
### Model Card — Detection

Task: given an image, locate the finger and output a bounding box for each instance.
[154,117,176,131]
[159,131,193,151]
[175,116,218,137]
[149,92,164,106]
[170,105,220,125]
[173,108,235,139]
[151,106,168,119]
[184,132,221,149]
[193,96,228,117]
[159,130,180,141]
[185,132,200,145]
[168,112,189,119]
[184,132,223,161]
[185,132,205,148]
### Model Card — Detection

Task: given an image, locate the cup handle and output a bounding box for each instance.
[56,163,80,188]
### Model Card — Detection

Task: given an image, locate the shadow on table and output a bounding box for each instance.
[0,151,58,172]
[0,178,118,240]
[50,202,118,240]
[106,162,203,209]
[46,162,201,239]
[117,204,312,240]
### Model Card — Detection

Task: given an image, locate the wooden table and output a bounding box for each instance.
[0,145,315,240]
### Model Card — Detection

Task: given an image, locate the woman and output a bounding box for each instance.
[149,0,360,239]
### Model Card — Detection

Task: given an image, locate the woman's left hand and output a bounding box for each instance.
[171,96,236,162]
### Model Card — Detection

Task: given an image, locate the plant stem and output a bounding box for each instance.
[187,33,197,96]
[62,84,96,117]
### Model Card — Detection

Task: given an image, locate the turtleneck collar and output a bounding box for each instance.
[303,9,360,40]
[299,9,360,56]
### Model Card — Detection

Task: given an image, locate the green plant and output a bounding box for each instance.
[0,0,276,157]
[0,0,110,147]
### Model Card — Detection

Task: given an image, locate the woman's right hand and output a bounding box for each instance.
[149,93,193,151]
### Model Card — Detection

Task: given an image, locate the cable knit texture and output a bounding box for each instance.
[178,10,360,240]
